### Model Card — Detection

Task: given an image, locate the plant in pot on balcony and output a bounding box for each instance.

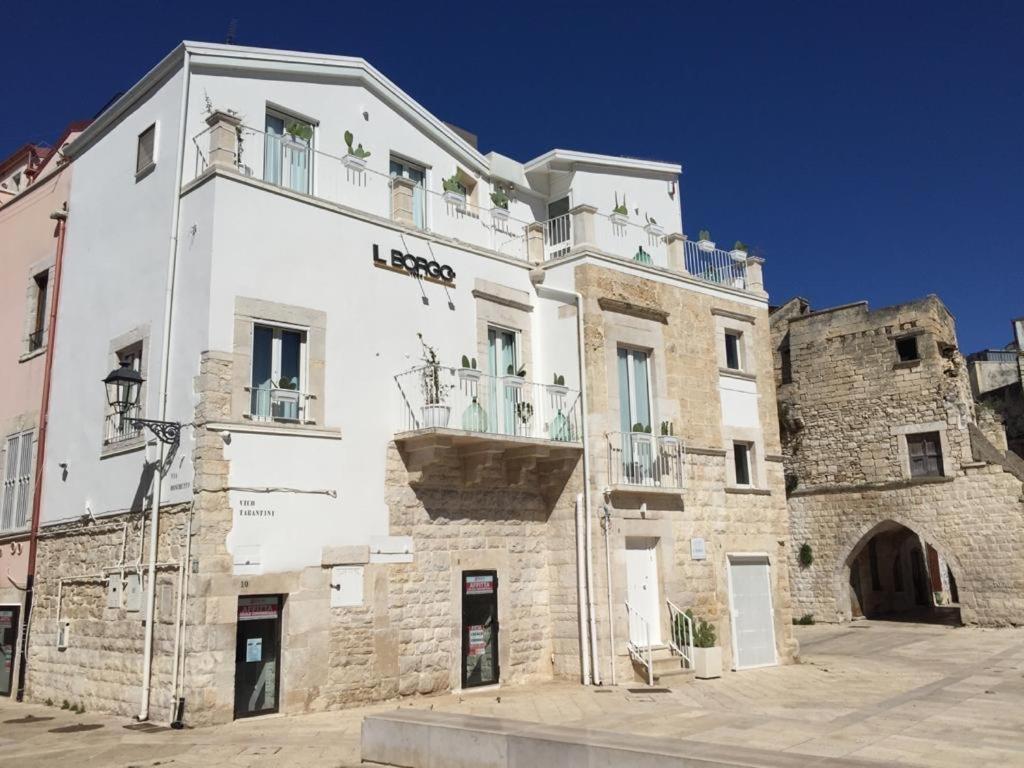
[458,355,481,383]
[416,333,452,428]
[442,174,467,209]
[342,130,371,170]
[286,122,313,143]
[680,609,721,679]
[610,193,629,227]
[515,400,534,433]
[490,187,510,223]
[729,240,749,263]
[660,420,679,445]
[547,373,569,398]
[697,229,716,252]
[644,213,664,238]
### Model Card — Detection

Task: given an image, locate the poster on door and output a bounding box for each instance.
[468,625,486,656]
[246,637,262,663]
[465,575,494,595]
[238,596,279,621]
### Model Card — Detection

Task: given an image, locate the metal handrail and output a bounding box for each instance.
[667,599,695,669]
[607,432,685,489]
[625,600,654,686]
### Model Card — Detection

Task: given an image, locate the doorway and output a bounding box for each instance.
[0,605,18,696]
[625,538,661,646]
[462,571,499,689]
[728,555,778,669]
[234,595,282,719]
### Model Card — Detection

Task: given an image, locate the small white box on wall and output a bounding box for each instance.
[331,566,364,608]
[124,573,143,612]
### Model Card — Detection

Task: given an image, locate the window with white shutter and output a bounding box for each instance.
[1,431,33,532]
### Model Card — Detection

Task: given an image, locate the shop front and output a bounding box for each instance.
[461,571,499,689]
[234,595,282,718]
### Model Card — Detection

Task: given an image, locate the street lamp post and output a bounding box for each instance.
[103,359,182,720]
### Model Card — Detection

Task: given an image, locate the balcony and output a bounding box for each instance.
[104,407,142,446]
[607,432,685,492]
[393,364,582,492]
[248,386,314,424]
[191,115,763,296]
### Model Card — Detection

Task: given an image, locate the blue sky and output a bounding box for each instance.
[4,1,1020,351]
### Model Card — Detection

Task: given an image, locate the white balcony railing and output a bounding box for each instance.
[682,240,747,290]
[543,213,571,260]
[625,600,654,686]
[608,432,685,489]
[395,364,582,443]
[249,386,313,424]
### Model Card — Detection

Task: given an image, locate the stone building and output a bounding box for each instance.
[968,316,1024,459]
[19,41,794,726]
[771,295,1024,626]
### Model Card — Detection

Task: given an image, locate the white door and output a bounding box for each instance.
[625,538,661,646]
[728,556,777,669]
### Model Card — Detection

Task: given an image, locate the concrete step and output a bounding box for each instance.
[651,655,684,674]
[653,666,694,683]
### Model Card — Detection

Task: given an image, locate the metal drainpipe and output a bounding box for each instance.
[602,502,616,685]
[15,206,68,702]
[532,274,601,684]
[138,48,191,722]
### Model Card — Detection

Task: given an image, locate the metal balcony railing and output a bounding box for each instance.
[249,386,313,424]
[27,327,45,352]
[608,432,685,489]
[395,364,582,443]
[625,601,654,686]
[104,406,142,445]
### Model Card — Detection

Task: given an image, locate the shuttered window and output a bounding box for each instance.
[136,124,156,175]
[0,431,33,532]
[907,432,943,478]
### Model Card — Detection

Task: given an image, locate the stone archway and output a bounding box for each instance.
[833,517,970,624]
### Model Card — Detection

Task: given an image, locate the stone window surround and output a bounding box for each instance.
[892,421,953,479]
[723,425,766,490]
[101,325,151,457]
[19,258,55,362]
[713,310,756,378]
[601,311,672,444]
[892,328,927,369]
[472,279,533,378]
[231,297,327,427]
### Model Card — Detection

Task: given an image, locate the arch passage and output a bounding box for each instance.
[839,520,962,625]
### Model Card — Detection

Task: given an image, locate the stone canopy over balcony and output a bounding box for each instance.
[393,364,582,495]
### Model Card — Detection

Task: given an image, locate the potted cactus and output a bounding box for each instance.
[490,187,510,223]
[679,610,721,679]
[547,373,569,398]
[286,122,313,143]
[458,355,482,383]
[729,240,748,263]
[644,213,663,238]
[660,420,680,447]
[610,193,629,227]
[442,174,467,210]
[342,130,371,170]
[697,230,716,253]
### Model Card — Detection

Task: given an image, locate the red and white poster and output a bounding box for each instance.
[465,575,494,595]
[468,625,486,656]
[238,597,279,622]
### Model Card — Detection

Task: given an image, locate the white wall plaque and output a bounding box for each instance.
[691,538,707,561]
[331,565,364,607]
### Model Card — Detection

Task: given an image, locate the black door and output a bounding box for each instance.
[234,595,282,719]
[0,606,18,696]
[461,571,499,689]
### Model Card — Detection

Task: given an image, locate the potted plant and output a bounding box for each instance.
[660,420,679,446]
[644,213,664,238]
[610,193,629,227]
[490,188,510,222]
[547,373,569,398]
[680,610,721,679]
[286,122,313,144]
[417,333,452,428]
[515,400,534,432]
[631,422,652,434]
[461,396,488,433]
[729,240,748,263]
[634,246,653,265]
[342,130,371,170]
[458,355,482,384]
[442,174,467,209]
[697,229,716,252]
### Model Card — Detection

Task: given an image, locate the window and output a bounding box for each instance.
[264,111,313,194]
[251,324,307,422]
[546,197,571,258]
[896,336,919,363]
[733,441,752,486]
[105,344,144,445]
[390,156,426,228]
[907,431,943,477]
[28,270,48,352]
[724,331,743,371]
[617,347,652,433]
[780,345,792,384]
[136,124,156,176]
[1,431,33,532]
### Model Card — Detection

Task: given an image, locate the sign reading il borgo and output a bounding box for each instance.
[373,244,456,283]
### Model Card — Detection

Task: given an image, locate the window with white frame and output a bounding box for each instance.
[733,441,753,486]
[136,124,156,177]
[264,110,313,194]
[250,324,308,422]
[1,431,33,532]
[390,156,426,228]
[617,347,653,434]
[724,330,744,371]
[105,343,144,445]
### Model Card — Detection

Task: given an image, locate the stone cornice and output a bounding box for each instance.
[597,297,669,324]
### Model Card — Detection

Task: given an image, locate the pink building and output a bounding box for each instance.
[0,121,87,699]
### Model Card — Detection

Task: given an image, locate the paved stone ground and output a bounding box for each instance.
[2,620,1024,766]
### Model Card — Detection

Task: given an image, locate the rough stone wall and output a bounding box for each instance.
[980,381,1024,459]
[771,295,1024,626]
[26,505,189,719]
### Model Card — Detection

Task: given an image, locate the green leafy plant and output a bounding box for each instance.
[277,376,297,390]
[678,609,717,648]
[61,699,70,710]
[506,364,526,377]
[698,229,712,242]
[442,174,466,195]
[45,698,53,707]
[552,373,565,386]
[490,188,509,209]
[634,246,652,264]
[793,614,815,625]
[417,333,451,405]
[516,400,534,425]
[286,122,313,142]
[733,240,748,252]
[631,422,652,434]
[612,192,628,216]
[461,355,478,370]
[343,130,371,159]
[798,542,814,568]
[660,420,674,436]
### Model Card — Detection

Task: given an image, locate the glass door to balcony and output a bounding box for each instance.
[488,327,518,436]
[264,113,312,194]
[617,347,654,483]
[252,325,304,422]
[390,158,426,228]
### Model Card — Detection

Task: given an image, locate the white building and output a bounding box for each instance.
[26,42,795,724]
